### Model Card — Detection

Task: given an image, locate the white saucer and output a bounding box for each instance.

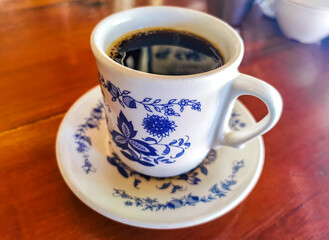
[56,86,264,229]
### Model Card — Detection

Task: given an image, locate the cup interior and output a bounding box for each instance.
[91,7,243,73]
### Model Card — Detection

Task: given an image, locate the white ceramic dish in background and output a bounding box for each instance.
[288,0,329,11]
[56,86,264,229]
[276,0,329,43]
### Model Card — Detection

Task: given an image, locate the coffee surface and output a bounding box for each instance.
[107,28,224,75]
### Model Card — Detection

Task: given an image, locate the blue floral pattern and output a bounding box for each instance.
[98,73,201,117]
[73,101,104,173]
[230,112,246,130]
[112,160,245,211]
[107,149,217,193]
[74,100,246,173]
[142,114,176,138]
[71,95,250,213]
[98,73,204,167]
[110,111,191,167]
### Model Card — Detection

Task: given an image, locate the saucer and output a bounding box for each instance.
[56,86,264,229]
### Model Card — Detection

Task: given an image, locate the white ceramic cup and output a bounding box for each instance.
[276,0,329,44]
[91,6,283,177]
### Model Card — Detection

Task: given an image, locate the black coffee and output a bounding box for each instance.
[107,28,224,75]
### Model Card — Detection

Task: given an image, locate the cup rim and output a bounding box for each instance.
[90,6,243,80]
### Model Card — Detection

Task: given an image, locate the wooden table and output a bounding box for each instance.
[1,0,329,239]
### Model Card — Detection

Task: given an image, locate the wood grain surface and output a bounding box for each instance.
[1,0,329,239]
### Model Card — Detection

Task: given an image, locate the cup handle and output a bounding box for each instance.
[212,73,283,148]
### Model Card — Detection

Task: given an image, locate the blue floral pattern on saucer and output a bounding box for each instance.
[112,160,245,211]
[107,149,216,193]
[73,101,104,174]
[57,86,264,226]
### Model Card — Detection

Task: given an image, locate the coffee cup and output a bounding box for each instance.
[91,6,283,177]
